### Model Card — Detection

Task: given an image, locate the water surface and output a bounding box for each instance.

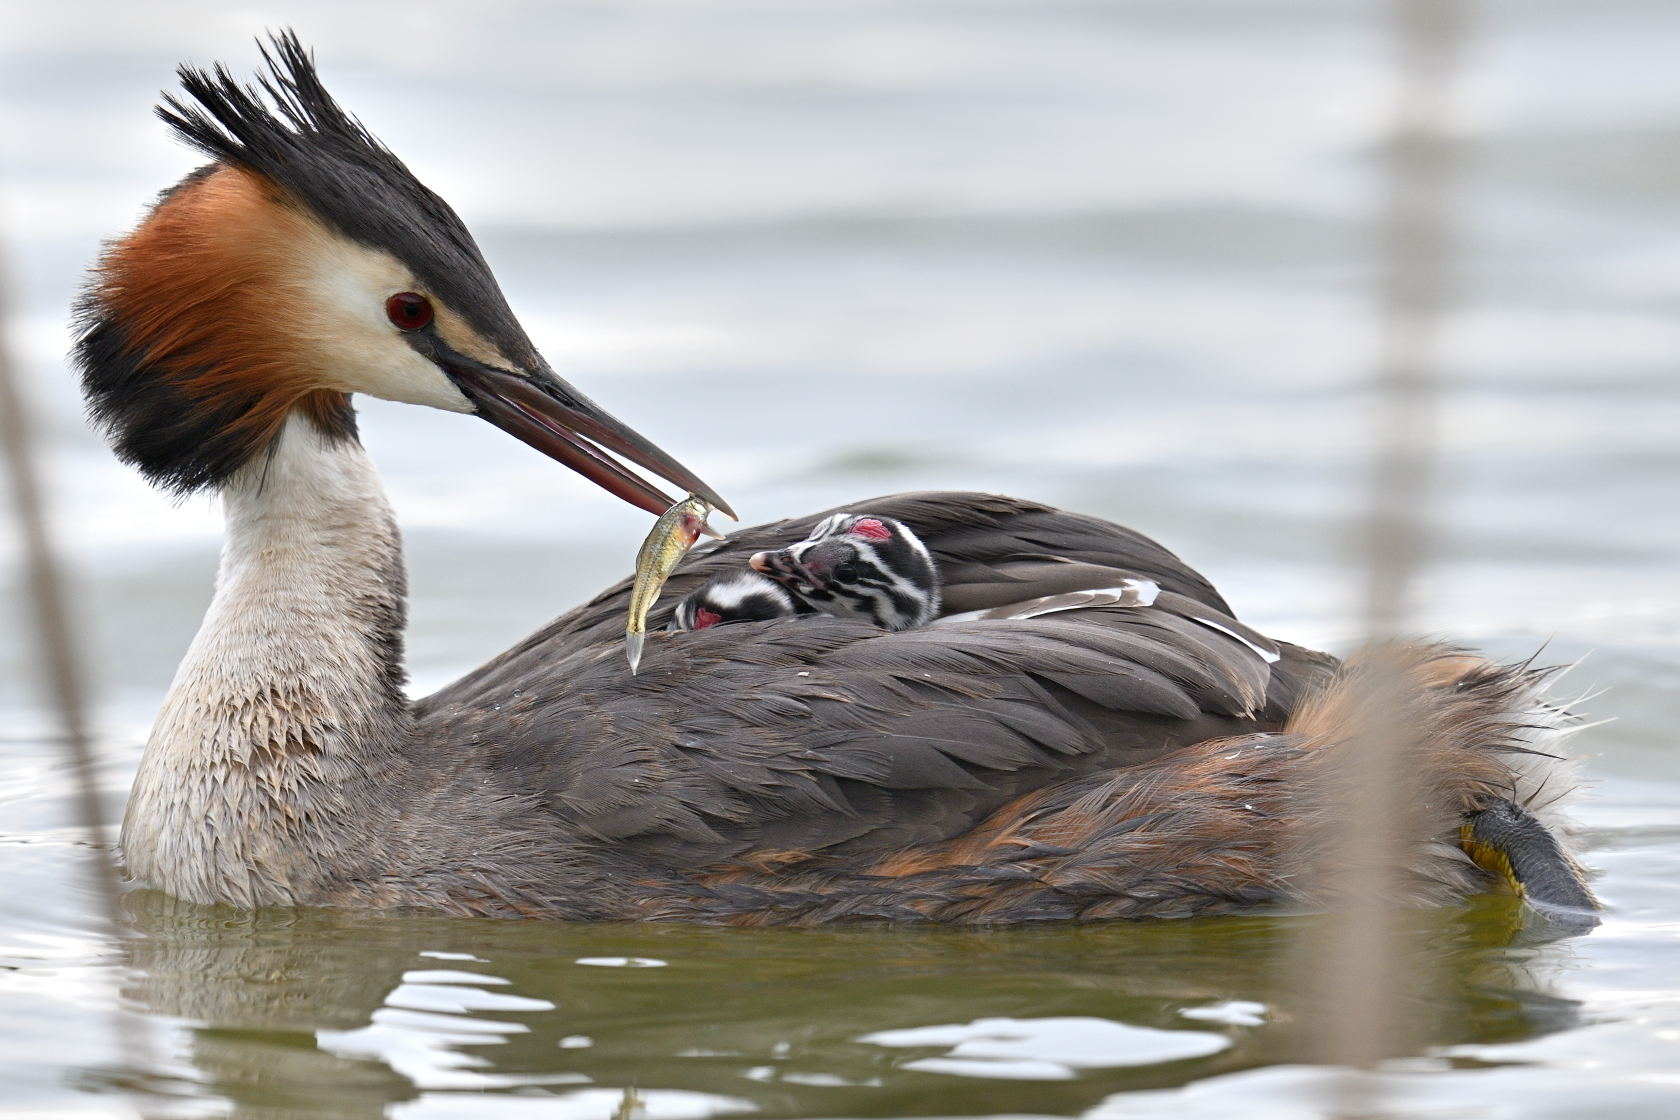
[3,2,1679,1116]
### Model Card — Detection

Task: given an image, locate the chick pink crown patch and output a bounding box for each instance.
[848,518,893,542]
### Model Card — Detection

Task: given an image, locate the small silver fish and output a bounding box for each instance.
[626,495,720,673]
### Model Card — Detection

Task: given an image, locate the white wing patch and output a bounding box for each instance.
[934,580,1161,624]
[1186,617,1283,663]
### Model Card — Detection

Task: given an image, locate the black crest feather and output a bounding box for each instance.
[157,30,532,365]
[74,31,541,495]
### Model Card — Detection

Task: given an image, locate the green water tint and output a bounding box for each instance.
[111,891,1583,1119]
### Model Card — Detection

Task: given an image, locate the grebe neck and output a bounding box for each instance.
[122,409,413,906]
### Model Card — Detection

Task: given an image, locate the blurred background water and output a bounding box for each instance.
[2,1,1678,1117]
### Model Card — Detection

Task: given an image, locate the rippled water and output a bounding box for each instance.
[3,2,1679,1116]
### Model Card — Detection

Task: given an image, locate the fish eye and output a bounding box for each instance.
[834,563,860,584]
[386,292,434,331]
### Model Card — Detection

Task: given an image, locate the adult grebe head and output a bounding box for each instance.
[73,30,730,520]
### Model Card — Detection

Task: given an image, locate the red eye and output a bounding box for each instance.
[386,292,433,331]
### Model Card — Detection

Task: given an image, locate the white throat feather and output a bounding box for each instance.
[121,411,413,907]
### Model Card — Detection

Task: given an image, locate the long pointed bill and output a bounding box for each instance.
[446,361,735,521]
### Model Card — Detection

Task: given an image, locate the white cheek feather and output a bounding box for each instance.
[293,230,474,413]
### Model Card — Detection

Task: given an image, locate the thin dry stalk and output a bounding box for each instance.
[1364,0,1466,637]
[1309,649,1430,1068]
[1305,0,1468,1100]
[0,247,156,1080]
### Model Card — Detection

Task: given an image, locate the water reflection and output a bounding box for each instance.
[116,890,1584,1118]
[393,1088,758,1120]
[317,969,574,1091]
[858,1017,1230,1081]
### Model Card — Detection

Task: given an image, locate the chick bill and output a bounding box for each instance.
[627,495,721,673]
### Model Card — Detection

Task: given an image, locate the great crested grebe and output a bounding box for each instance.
[673,514,940,632]
[76,34,1595,925]
[751,513,942,630]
